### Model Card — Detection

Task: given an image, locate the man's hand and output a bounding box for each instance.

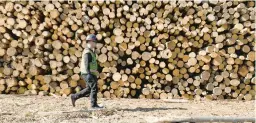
[95,71,100,78]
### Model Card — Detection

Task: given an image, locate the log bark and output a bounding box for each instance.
[0,1,254,101]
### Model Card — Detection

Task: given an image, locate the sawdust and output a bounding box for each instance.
[0,95,254,123]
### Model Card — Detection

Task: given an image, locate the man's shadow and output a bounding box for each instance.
[118,107,187,112]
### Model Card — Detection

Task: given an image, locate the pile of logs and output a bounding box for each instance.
[0,1,255,100]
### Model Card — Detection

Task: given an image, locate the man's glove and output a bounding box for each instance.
[95,71,99,78]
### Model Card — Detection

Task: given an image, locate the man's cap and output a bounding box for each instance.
[86,34,97,42]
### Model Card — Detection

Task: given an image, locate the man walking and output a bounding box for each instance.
[71,34,103,109]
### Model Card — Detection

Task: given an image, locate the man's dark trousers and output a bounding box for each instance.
[73,74,98,106]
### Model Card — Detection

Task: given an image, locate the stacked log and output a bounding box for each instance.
[0,1,255,100]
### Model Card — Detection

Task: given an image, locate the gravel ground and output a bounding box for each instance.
[0,94,255,123]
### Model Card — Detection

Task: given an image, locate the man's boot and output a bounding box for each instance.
[91,103,104,110]
[71,94,77,107]
[71,86,91,107]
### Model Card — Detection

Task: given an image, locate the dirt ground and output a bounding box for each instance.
[0,94,255,123]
